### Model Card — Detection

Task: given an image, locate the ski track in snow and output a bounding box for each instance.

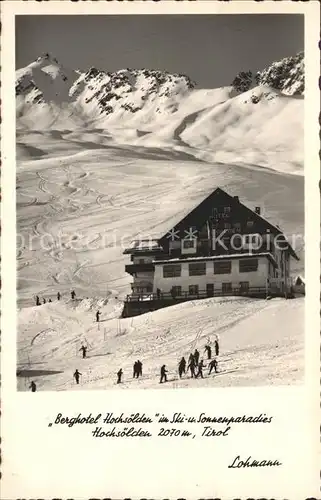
[17,295,304,391]
[16,130,304,390]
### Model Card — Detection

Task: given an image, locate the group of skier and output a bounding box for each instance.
[178,340,219,380]
[133,360,143,378]
[29,337,220,390]
[30,290,221,390]
[35,292,103,325]
[35,290,76,306]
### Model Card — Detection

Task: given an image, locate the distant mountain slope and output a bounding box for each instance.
[16,52,304,173]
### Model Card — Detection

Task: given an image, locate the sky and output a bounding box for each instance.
[16,15,304,88]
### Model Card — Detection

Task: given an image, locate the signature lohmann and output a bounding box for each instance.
[228,455,282,468]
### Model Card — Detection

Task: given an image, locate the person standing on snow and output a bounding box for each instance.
[71,290,76,300]
[204,344,212,360]
[96,310,101,322]
[57,291,61,301]
[43,298,46,304]
[160,365,168,383]
[178,357,186,378]
[208,358,218,375]
[79,345,87,359]
[195,359,205,379]
[36,295,40,306]
[214,339,219,356]
[29,381,37,392]
[117,369,123,384]
[137,360,143,378]
[194,349,200,365]
[73,369,82,384]
[187,356,196,378]
[133,361,138,378]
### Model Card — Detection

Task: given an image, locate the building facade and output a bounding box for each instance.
[123,187,298,312]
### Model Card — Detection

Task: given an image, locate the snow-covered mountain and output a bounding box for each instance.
[231,52,304,96]
[16,53,304,171]
[15,54,305,391]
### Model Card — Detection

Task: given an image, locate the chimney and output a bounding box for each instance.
[255,206,261,215]
[233,196,239,202]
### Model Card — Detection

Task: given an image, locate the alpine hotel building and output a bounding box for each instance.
[123,188,298,317]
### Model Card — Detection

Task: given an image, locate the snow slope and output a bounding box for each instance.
[16,143,304,310]
[17,296,304,391]
[16,53,304,174]
[16,53,305,390]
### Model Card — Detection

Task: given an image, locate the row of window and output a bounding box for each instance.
[210,220,254,229]
[132,286,153,293]
[180,232,259,249]
[170,282,250,296]
[163,259,259,278]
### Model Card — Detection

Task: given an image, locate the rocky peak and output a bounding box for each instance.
[231,52,304,96]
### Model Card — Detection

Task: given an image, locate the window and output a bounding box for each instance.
[189,285,199,295]
[171,286,181,297]
[183,239,195,249]
[247,220,254,228]
[233,222,241,231]
[138,258,145,264]
[224,222,231,229]
[239,258,258,273]
[214,260,232,274]
[239,281,249,293]
[224,206,231,213]
[163,264,181,278]
[222,282,232,293]
[231,234,242,250]
[189,262,206,276]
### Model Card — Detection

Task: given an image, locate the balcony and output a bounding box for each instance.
[125,263,155,275]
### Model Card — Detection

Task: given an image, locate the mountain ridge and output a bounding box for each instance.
[16,52,304,174]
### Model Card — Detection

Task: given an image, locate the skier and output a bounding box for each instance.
[156,288,161,300]
[208,358,218,375]
[194,348,200,365]
[188,352,194,365]
[43,298,46,304]
[57,292,61,301]
[195,359,205,379]
[73,369,82,384]
[35,295,40,306]
[160,364,168,383]
[96,310,101,322]
[71,290,76,300]
[133,361,138,378]
[178,356,186,378]
[187,356,196,378]
[79,345,87,359]
[29,381,37,392]
[117,368,123,384]
[204,344,212,360]
[214,339,219,356]
[49,298,52,303]
[137,360,143,378]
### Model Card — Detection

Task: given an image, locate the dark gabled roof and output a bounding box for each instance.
[158,187,299,260]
